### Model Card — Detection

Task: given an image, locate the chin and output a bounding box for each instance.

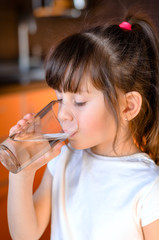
[68,140,92,150]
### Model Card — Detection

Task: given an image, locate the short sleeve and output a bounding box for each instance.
[47,145,67,176]
[140,177,159,226]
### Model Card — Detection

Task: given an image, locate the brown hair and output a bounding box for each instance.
[45,11,159,163]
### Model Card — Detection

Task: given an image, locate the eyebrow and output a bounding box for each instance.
[56,89,90,94]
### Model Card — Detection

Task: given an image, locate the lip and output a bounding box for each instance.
[63,128,77,136]
[68,131,77,139]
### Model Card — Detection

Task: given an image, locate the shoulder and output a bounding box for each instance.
[140,177,159,227]
[117,154,159,226]
[130,153,159,180]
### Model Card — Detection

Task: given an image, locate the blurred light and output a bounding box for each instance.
[70,9,81,18]
[73,0,86,10]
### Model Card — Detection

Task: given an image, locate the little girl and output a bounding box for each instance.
[8,11,159,240]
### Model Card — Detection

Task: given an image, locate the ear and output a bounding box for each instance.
[121,91,142,121]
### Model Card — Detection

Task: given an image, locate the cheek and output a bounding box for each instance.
[78,105,117,138]
[70,105,117,149]
[78,110,107,135]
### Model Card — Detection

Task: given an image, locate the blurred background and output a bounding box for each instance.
[0,0,159,239]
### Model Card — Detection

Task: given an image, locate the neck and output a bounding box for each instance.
[91,136,141,157]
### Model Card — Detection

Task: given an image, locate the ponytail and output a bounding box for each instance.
[123,12,159,163]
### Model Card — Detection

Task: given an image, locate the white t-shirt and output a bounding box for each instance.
[47,145,159,240]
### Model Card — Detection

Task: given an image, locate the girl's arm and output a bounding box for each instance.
[7,167,52,240]
[143,220,159,240]
[7,113,62,240]
[8,165,55,240]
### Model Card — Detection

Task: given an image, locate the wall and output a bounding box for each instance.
[0,83,56,239]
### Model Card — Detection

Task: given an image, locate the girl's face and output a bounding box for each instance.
[56,78,119,156]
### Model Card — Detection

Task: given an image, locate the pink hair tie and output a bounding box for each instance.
[119,21,132,31]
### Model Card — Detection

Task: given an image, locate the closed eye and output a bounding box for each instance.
[57,99,86,107]
[74,102,87,107]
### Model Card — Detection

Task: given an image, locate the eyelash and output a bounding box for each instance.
[57,99,86,107]
[74,102,86,107]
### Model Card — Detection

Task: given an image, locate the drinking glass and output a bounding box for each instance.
[0,100,77,173]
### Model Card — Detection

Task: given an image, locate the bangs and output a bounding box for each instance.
[45,33,95,93]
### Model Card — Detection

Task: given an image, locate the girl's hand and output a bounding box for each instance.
[9,113,63,176]
[9,113,35,137]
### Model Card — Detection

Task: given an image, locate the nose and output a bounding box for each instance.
[57,103,74,122]
[57,103,78,134]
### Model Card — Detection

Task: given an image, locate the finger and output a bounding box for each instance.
[9,113,35,136]
[9,124,21,136]
[16,119,30,133]
[23,113,35,123]
[28,142,63,171]
[42,142,63,164]
[53,142,64,151]
[26,116,41,134]
[17,119,28,126]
